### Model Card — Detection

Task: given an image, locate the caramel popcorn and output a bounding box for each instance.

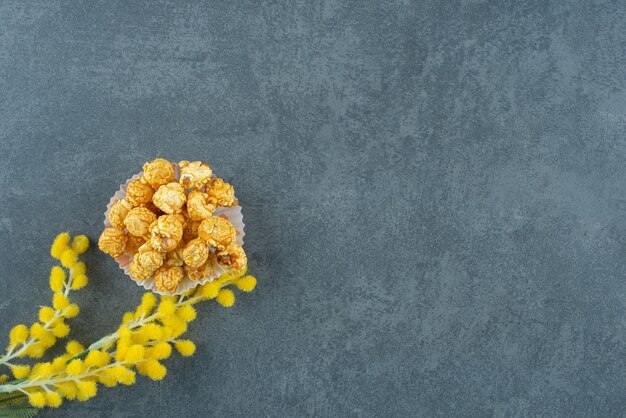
[185,252,219,281]
[152,182,186,214]
[165,248,184,267]
[129,247,164,281]
[186,190,216,221]
[207,178,236,207]
[217,243,247,273]
[181,238,209,268]
[183,219,201,242]
[124,235,146,256]
[108,199,132,229]
[98,228,127,258]
[125,178,154,207]
[101,158,248,294]
[172,213,187,228]
[153,266,184,292]
[179,160,212,190]
[184,264,204,282]
[142,158,175,189]
[149,214,184,252]
[124,207,157,237]
[198,216,236,251]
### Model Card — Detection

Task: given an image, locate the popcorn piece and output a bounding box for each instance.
[152,182,186,214]
[126,178,154,207]
[124,235,146,256]
[217,243,247,274]
[129,246,164,281]
[183,219,201,242]
[179,160,212,190]
[185,252,219,281]
[171,213,187,228]
[108,199,132,229]
[165,248,184,267]
[98,228,127,258]
[207,178,236,207]
[198,216,236,251]
[153,266,184,292]
[149,214,184,252]
[181,238,209,268]
[184,265,203,282]
[124,207,157,237]
[142,158,175,189]
[186,190,216,221]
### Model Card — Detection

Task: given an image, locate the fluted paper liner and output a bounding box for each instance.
[103,164,245,296]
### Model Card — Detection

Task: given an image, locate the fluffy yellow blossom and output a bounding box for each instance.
[115,339,130,362]
[56,382,78,399]
[122,311,134,324]
[52,355,69,372]
[141,293,157,311]
[25,344,45,358]
[46,391,63,408]
[53,293,70,310]
[64,304,80,318]
[28,392,47,408]
[85,350,110,368]
[50,232,70,259]
[137,323,162,341]
[71,273,89,290]
[174,340,196,357]
[236,275,257,292]
[30,362,53,379]
[157,300,176,317]
[76,381,97,401]
[49,266,66,292]
[200,281,221,299]
[39,306,56,323]
[60,248,78,268]
[30,323,48,339]
[216,289,235,307]
[124,345,145,364]
[148,342,172,360]
[108,365,136,385]
[10,364,30,379]
[139,360,167,380]
[98,373,117,387]
[73,261,87,276]
[71,235,90,254]
[118,325,132,340]
[98,352,111,367]
[66,359,85,376]
[9,324,29,346]
[161,316,187,338]
[135,293,158,318]
[52,321,70,338]
[177,305,197,322]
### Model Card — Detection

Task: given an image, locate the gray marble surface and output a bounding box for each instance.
[0,1,625,417]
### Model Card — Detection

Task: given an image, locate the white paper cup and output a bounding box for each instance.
[103,164,245,296]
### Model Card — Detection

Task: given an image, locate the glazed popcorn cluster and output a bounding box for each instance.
[98,158,246,292]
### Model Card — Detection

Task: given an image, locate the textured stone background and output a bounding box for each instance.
[0,1,625,417]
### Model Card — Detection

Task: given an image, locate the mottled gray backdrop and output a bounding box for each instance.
[0,1,625,417]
